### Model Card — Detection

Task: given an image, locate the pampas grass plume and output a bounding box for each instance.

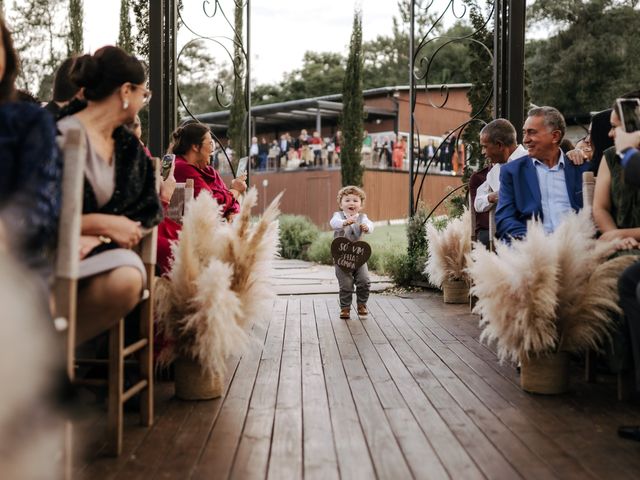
[155,188,282,374]
[468,210,638,362]
[425,209,471,286]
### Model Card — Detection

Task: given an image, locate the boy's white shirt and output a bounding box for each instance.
[474,144,528,213]
[330,212,374,233]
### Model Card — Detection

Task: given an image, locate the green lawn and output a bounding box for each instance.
[306,223,408,274]
[367,224,408,253]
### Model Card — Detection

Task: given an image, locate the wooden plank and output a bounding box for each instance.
[313,298,376,479]
[299,297,339,480]
[386,297,561,479]
[402,296,640,479]
[327,299,414,479]
[373,297,525,479]
[191,309,273,480]
[345,309,449,480]
[231,300,286,480]
[267,298,303,479]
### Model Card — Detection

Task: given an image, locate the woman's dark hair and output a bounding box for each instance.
[0,13,19,103]
[53,56,80,102]
[590,109,614,173]
[171,123,210,156]
[69,45,146,102]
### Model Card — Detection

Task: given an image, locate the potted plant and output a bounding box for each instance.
[155,188,281,400]
[425,209,471,303]
[467,211,637,394]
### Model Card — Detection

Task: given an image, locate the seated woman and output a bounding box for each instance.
[57,46,163,345]
[593,102,640,252]
[156,123,247,274]
[0,13,62,286]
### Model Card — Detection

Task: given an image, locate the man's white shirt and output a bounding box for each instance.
[474,144,528,213]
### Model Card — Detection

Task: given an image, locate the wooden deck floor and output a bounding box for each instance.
[78,292,640,479]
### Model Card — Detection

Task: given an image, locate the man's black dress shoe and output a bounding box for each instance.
[618,425,640,441]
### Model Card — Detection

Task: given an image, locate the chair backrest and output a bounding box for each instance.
[166,178,194,223]
[53,128,87,380]
[582,171,596,212]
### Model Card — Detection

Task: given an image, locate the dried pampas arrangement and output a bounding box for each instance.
[155,188,281,376]
[468,210,637,363]
[424,209,471,286]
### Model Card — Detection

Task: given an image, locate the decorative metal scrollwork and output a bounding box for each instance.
[409,0,495,217]
[176,0,250,176]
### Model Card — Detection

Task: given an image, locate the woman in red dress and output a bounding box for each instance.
[157,123,247,274]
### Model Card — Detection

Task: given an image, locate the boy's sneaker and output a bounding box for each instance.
[340,307,351,319]
[357,304,368,316]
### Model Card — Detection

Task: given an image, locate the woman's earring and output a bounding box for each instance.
[123,99,129,110]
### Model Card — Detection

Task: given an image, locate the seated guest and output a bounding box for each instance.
[58,45,163,344]
[592,103,640,248]
[473,119,528,215]
[156,123,247,274]
[495,106,591,241]
[0,13,62,285]
[614,126,640,188]
[613,125,640,442]
[469,164,491,248]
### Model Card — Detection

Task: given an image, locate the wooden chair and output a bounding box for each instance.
[166,179,194,223]
[54,130,157,458]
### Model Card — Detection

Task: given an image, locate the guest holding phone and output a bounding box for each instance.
[593,96,640,250]
[156,123,247,274]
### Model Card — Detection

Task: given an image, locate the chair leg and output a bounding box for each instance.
[107,319,124,456]
[139,265,155,427]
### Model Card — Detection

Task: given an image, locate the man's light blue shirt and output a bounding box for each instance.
[532,152,573,234]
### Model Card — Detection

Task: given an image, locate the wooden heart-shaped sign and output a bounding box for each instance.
[331,238,372,272]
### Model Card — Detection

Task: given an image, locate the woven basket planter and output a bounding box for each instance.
[443,279,469,304]
[520,351,570,395]
[174,356,224,400]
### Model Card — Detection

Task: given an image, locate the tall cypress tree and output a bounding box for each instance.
[227,1,246,168]
[68,0,84,54]
[461,0,493,178]
[340,10,364,187]
[118,0,133,53]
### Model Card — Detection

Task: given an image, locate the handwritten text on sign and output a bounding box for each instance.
[331,238,372,272]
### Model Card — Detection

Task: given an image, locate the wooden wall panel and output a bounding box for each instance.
[225,169,463,230]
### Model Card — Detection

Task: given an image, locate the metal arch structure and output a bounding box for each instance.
[148,0,252,181]
[408,0,525,218]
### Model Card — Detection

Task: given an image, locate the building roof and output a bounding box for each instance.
[193,84,472,131]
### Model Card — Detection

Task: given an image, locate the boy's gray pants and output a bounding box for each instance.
[335,263,370,308]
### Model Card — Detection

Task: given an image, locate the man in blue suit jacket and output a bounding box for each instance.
[496,106,591,241]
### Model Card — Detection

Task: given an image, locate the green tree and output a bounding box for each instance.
[461,0,493,177]
[340,10,364,187]
[118,0,133,53]
[132,0,149,61]
[227,1,247,165]
[177,40,234,119]
[68,0,83,55]
[526,0,640,113]
[9,0,66,99]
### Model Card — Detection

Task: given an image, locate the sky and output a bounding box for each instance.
[79,0,455,85]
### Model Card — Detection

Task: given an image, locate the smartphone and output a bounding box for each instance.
[617,98,640,133]
[162,154,175,180]
[236,156,248,177]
